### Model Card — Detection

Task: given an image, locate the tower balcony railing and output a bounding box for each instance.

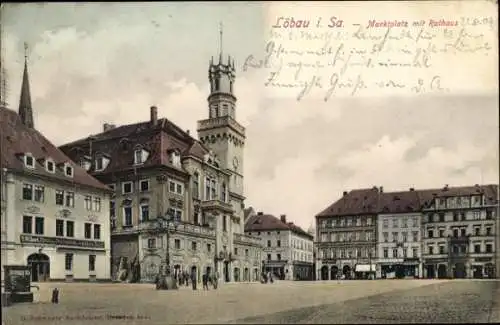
[139,220,216,238]
[197,116,245,135]
[200,199,233,213]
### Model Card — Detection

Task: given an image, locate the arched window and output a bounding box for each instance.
[193,172,199,199]
[221,182,227,202]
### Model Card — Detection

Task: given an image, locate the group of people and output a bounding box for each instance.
[173,270,219,291]
[261,271,274,284]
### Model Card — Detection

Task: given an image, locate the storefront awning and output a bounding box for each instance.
[355,264,376,272]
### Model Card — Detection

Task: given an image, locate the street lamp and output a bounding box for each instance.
[156,209,179,290]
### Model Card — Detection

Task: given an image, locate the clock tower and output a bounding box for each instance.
[197,24,246,232]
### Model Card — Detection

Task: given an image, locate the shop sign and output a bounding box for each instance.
[20,234,105,249]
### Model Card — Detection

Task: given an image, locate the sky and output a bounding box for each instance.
[2,2,499,231]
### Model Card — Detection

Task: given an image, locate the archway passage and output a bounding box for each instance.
[426,265,435,279]
[330,266,339,280]
[244,268,249,281]
[485,264,495,279]
[27,253,50,282]
[234,267,240,282]
[438,264,447,279]
[472,265,483,279]
[342,265,351,279]
[321,266,329,280]
[454,263,466,279]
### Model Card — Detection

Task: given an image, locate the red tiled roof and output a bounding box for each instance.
[59,117,210,174]
[0,107,109,191]
[244,213,313,239]
[316,184,499,218]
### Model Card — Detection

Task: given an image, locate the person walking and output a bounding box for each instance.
[191,270,197,290]
[202,272,209,290]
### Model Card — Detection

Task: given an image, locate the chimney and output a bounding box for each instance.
[257,212,263,216]
[409,188,415,191]
[379,186,384,193]
[343,191,348,196]
[186,129,190,135]
[443,184,449,191]
[103,123,116,132]
[150,106,158,126]
[280,214,287,223]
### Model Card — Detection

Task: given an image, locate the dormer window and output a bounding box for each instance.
[134,146,149,165]
[168,150,181,168]
[64,164,74,178]
[24,154,35,169]
[46,159,55,173]
[94,155,110,172]
[79,156,92,171]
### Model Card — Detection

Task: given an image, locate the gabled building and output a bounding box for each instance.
[315,188,379,281]
[59,46,262,284]
[1,54,112,282]
[245,212,314,280]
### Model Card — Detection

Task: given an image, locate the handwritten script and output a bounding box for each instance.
[243,14,497,101]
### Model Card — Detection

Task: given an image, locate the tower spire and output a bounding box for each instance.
[218,21,223,64]
[19,42,34,128]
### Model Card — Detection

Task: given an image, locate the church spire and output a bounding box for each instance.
[19,42,34,128]
[218,21,223,64]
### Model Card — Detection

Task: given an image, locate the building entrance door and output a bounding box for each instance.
[224,261,230,282]
[27,253,50,282]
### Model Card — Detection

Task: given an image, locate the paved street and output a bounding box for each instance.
[2,280,498,324]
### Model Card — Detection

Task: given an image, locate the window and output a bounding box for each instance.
[474,227,480,236]
[147,238,156,249]
[93,197,101,212]
[486,210,493,220]
[438,213,445,222]
[473,211,481,220]
[277,253,281,260]
[412,231,418,242]
[234,247,238,255]
[210,179,216,200]
[453,245,459,254]
[277,240,281,247]
[22,184,33,200]
[65,165,73,177]
[169,151,181,167]
[123,207,133,226]
[460,228,466,237]
[367,217,372,226]
[427,230,434,238]
[65,253,73,271]
[134,149,143,165]
[453,229,459,237]
[191,241,197,251]
[474,244,481,253]
[55,190,64,205]
[221,183,227,202]
[172,208,182,222]
[439,245,445,254]
[94,224,101,239]
[22,216,32,234]
[89,255,96,271]
[140,204,149,222]
[486,243,493,253]
[108,184,116,192]
[403,248,408,257]
[34,217,44,235]
[392,232,398,242]
[460,212,466,221]
[486,227,492,236]
[139,179,149,192]
[267,254,271,260]
[392,219,398,228]
[192,172,200,199]
[174,239,181,249]
[65,192,74,207]
[428,246,434,255]
[122,182,133,194]
[66,221,74,237]
[110,200,116,218]
[439,229,445,237]
[402,218,408,228]
[168,180,184,195]
[392,248,398,258]
[56,220,64,236]
[85,196,92,210]
[412,248,418,257]
[95,157,104,171]
[34,186,44,202]
[207,244,212,252]
[267,240,271,247]
[460,245,466,254]
[25,154,35,168]
[84,223,92,239]
[402,232,408,242]
[383,249,388,258]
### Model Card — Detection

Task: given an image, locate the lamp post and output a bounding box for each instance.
[156,209,179,290]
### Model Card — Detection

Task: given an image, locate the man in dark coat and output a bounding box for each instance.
[191,270,197,290]
[202,273,209,290]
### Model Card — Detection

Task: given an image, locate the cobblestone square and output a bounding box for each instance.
[1,279,456,324]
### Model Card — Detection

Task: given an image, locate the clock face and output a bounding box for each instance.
[232,157,239,169]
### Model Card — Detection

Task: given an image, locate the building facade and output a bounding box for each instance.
[1,58,111,282]
[420,184,498,279]
[59,49,262,284]
[245,212,314,280]
[377,190,423,279]
[315,184,498,280]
